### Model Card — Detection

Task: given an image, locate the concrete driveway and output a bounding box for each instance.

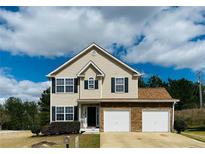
[100,132,205,148]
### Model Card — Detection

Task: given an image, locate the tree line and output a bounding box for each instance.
[0,75,204,130]
[139,75,205,110]
[0,88,50,130]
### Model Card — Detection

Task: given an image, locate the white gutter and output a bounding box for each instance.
[78,99,180,103]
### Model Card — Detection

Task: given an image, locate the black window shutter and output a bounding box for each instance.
[52,106,55,121]
[111,77,115,93]
[74,106,78,121]
[125,77,128,93]
[52,78,55,93]
[74,78,78,93]
[84,80,88,89]
[95,80,98,89]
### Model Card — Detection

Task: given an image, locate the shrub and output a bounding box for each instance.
[41,121,80,136]
[31,124,41,136]
[174,119,187,134]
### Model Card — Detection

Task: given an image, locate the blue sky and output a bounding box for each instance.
[0,6,205,102]
[0,49,196,83]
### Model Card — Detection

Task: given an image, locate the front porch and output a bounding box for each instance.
[78,102,100,132]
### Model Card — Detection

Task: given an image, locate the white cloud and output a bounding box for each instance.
[0,68,49,103]
[123,7,205,71]
[0,7,205,71]
[0,7,144,57]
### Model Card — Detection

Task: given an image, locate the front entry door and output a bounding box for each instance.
[87,107,96,127]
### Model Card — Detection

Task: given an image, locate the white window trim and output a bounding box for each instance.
[65,78,74,93]
[55,77,74,93]
[88,77,95,90]
[115,77,125,93]
[55,106,74,122]
[56,78,65,93]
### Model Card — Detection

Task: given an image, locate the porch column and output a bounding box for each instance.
[79,103,81,122]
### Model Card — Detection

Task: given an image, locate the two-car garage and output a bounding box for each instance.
[103,109,170,132]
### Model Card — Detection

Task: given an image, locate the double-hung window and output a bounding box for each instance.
[56,79,64,93]
[56,107,64,121]
[115,77,125,92]
[56,106,74,121]
[88,77,95,89]
[65,107,74,120]
[56,78,74,93]
[65,78,74,92]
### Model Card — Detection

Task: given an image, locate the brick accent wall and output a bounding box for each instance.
[100,102,173,132]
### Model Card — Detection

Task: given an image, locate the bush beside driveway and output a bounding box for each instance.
[100,132,205,148]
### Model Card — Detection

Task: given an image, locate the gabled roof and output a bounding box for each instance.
[47,43,142,77]
[138,88,173,100]
[77,61,105,77]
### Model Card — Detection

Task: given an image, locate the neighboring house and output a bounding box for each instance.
[47,43,179,132]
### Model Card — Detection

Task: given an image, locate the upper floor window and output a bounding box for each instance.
[88,77,95,89]
[65,78,74,92]
[56,78,74,93]
[115,77,125,92]
[56,79,64,93]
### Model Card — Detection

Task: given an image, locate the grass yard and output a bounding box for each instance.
[0,131,100,148]
[182,130,205,143]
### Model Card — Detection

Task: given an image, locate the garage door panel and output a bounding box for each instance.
[104,110,130,132]
[142,111,169,132]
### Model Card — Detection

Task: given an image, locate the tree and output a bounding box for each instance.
[138,77,147,87]
[38,88,50,127]
[24,101,39,128]
[147,75,164,87]
[0,104,9,130]
[167,78,198,110]
[4,97,26,130]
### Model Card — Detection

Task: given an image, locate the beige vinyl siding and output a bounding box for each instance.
[51,93,78,106]
[80,67,101,99]
[51,47,138,106]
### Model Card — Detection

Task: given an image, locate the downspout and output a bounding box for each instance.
[172,101,176,132]
[50,77,52,123]
[78,78,81,124]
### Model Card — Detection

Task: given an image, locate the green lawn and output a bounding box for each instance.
[182,131,205,143]
[0,131,100,148]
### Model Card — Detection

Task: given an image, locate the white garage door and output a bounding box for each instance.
[104,110,130,132]
[142,111,169,132]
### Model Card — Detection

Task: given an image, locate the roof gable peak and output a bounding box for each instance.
[77,60,105,77]
[47,42,142,77]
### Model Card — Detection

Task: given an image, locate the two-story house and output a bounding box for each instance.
[47,43,179,132]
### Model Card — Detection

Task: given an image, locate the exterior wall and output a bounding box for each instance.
[51,46,138,107]
[79,67,102,99]
[51,73,79,106]
[51,93,78,106]
[100,102,173,132]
